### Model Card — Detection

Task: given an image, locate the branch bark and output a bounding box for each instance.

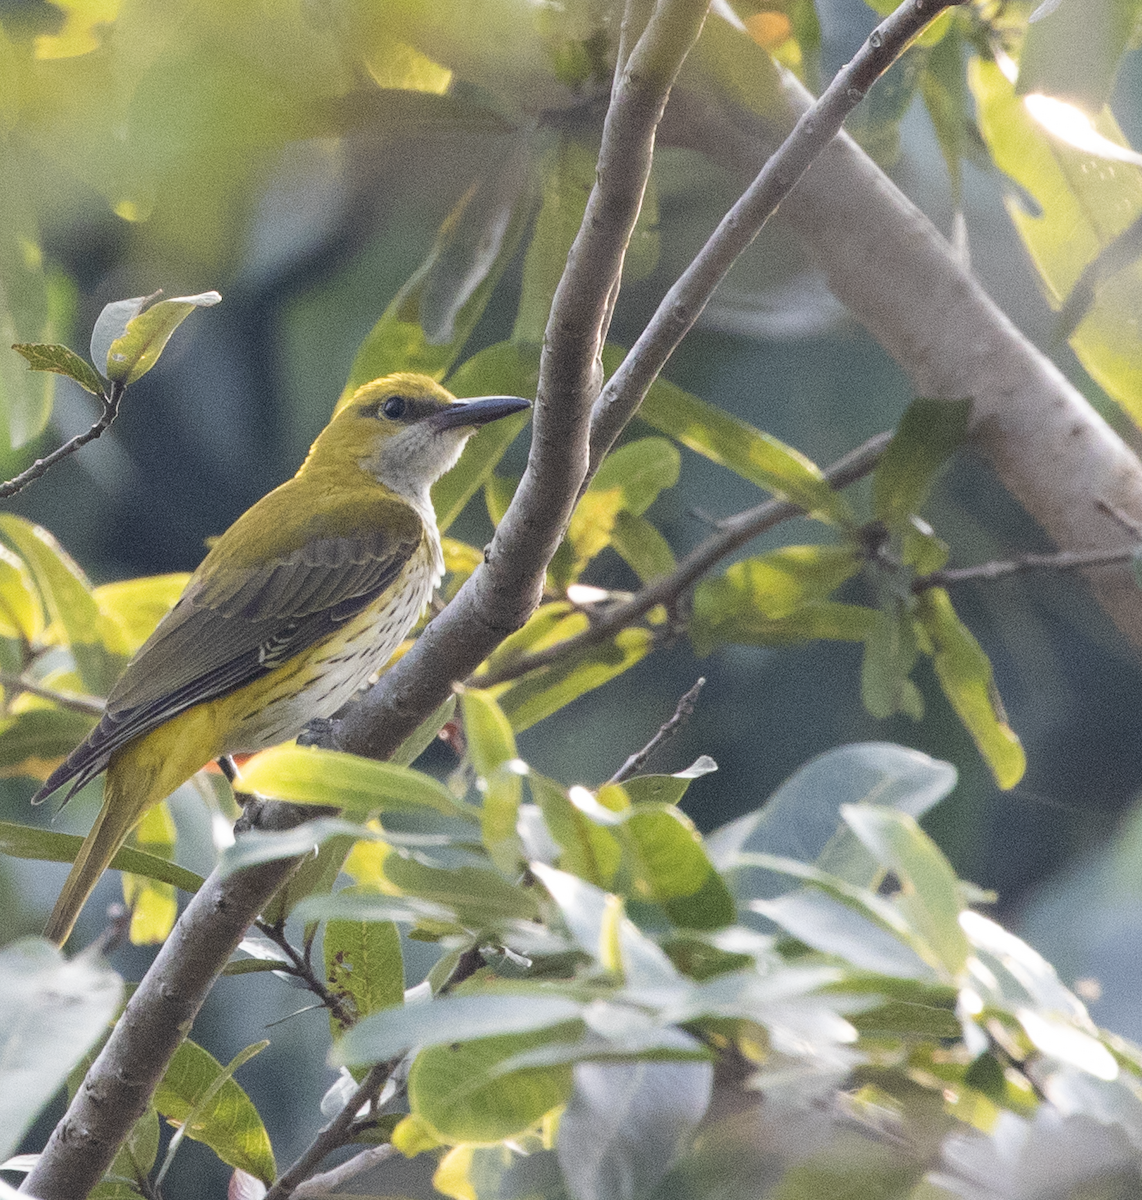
[332,0,712,762]
[20,804,312,1200]
[661,24,1142,648]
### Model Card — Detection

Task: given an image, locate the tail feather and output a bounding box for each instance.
[43,775,146,946]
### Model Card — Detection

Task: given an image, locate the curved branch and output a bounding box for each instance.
[333,0,712,762]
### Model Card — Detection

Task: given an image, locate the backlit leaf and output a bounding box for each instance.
[154,1039,275,1184]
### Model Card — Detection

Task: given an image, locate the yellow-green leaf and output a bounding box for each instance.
[915,588,1025,789]
[153,1039,275,1183]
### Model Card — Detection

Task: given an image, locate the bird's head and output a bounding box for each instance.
[302,373,531,503]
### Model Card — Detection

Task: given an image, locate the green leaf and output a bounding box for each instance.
[0,937,123,1162]
[638,374,852,525]
[433,341,538,531]
[0,820,204,893]
[11,342,104,397]
[411,1026,575,1142]
[341,147,538,399]
[218,816,376,875]
[153,1038,275,1184]
[0,706,97,782]
[610,511,675,583]
[557,1061,712,1200]
[0,514,122,694]
[333,991,585,1066]
[841,805,970,978]
[971,58,1142,424]
[496,628,653,731]
[528,771,623,888]
[462,692,525,876]
[235,744,469,817]
[1016,0,1137,112]
[0,542,43,642]
[94,292,221,384]
[691,545,864,657]
[93,573,188,656]
[860,606,923,720]
[754,887,935,980]
[620,805,735,931]
[591,437,681,517]
[705,742,957,897]
[324,887,404,1037]
[514,134,595,345]
[872,398,971,527]
[382,854,540,925]
[915,587,1026,789]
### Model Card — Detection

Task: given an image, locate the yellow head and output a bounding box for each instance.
[301,373,531,503]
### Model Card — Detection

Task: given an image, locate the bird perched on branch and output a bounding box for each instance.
[35,373,530,946]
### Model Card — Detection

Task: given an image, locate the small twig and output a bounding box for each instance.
[0,381,124,499]
[0,672,104,716]
[609,676,705,783]
[264,1061,393,1200]
[913,545,1140,592]
[292,1145,396,1197]
[477,431,890,687]
[254,920,356,1030]
[588,0,970,474]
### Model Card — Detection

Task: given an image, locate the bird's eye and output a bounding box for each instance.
[382,396,408,419]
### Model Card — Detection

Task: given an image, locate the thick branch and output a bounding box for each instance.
[333,0,711,762]
[588,0,968,473]
[20,805,312,1200]
[661,30,1142,647]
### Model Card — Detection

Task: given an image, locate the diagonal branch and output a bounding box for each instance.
[0,382,124,499]
[477,431,889,687]
[332,0,712,763]
[587,0,969,475]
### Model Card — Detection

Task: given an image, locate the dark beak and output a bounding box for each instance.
[431,395,531,431]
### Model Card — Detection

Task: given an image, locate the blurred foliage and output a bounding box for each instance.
[3,0,1142,1195]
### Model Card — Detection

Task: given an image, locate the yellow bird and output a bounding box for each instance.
[35,373,530,946]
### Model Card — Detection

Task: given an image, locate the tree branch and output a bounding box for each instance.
[609,676,706,783]
[660,25,1142,650]
[587,0,969,474]
[20,804,315,1200]
[913,545,1141,592]
[0,382,124,499]
[477,431,889,687]
[0,673,104,716]
[331,0,712,763]
[263,1061,393,1200]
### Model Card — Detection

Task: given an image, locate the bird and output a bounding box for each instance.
[34,372,531,946]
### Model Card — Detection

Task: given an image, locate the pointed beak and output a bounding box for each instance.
[431,395,531,432]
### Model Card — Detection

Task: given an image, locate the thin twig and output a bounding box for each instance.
[588,0,970,475]
[609,676,706,783]
[263,1062,393,1200]
[0,382,124,499]
[913,545,1140,592]
[254,920,356,1030]
[477,431,890,687]
[0,672,104,716]
[292,1145,396,1197]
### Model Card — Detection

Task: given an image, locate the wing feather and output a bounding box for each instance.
[35,496,425,804]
